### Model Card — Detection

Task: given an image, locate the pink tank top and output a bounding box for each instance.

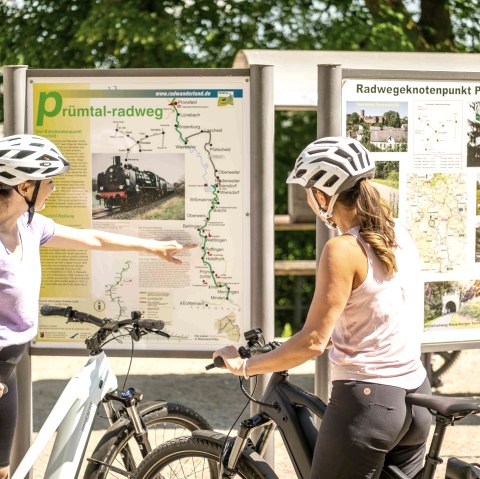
[329,223,427,389]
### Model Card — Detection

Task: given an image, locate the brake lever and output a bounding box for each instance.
[151,330,171,339]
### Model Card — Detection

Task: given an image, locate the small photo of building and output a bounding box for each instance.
[346,102,408,152]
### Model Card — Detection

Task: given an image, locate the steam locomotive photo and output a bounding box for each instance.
[96,155,174,210]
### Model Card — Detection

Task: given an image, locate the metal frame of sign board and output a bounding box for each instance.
[342,67,480,353]
[3,66,275,358]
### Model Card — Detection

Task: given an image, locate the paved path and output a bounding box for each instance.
[25,349,480,478]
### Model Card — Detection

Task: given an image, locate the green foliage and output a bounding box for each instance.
[458,297,480,321]
[280,322,293,338]
[275,111,317,214]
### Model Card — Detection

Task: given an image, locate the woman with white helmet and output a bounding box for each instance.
[214,136,431,478]
[0,134,195,478]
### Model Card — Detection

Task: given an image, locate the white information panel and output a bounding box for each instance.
[343,78,480,347]
[27,75,250,351]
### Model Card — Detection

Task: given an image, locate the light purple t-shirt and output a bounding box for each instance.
[0,213,55,347]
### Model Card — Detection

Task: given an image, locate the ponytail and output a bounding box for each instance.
[337,180,398,277]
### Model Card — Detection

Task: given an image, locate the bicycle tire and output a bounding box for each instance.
[133,430,278,479]
[84,401,212,479]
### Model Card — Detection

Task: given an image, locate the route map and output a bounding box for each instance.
[86,81,249,347]
[405,173,468,273]
[413,101,462,155]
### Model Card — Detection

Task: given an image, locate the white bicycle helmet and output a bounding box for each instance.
[0,134,70,186]
[286,136,374,229]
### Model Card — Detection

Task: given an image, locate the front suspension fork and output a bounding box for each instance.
[220,413,275,477]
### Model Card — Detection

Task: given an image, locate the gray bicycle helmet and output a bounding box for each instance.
[0,134,70,186]
[286,136,374,229]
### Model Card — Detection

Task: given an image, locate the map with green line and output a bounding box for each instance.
[86,81,249,347]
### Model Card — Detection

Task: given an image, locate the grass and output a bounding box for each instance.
[139,196,185,220]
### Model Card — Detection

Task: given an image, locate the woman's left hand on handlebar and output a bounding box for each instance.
[213,345,245,376]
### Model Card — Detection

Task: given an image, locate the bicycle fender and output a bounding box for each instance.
[137,400,168,416]
[192,429,230,444]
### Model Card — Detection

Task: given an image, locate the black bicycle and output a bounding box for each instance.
[132,328,480,479]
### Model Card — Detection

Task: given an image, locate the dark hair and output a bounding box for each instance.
[337,179,398,277]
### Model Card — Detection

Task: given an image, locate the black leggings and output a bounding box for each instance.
[0,343,27,467]
[310,377,432,479]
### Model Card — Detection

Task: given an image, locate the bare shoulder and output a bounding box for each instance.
[326,234,364,255]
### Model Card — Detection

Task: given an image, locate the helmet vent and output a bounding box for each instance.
[12,150,34,160]
[324,175,339,188]
[42,167,58,175]
[311,170,327,183]
[0,171,15,180]
[295,168,307,178]
[349,143,365,168]
[15,167,40,174]
[0,150,9,158]
[29,142,44,148]
[307,148,329,156]
[335,148,357,171]
[314,140,339,146]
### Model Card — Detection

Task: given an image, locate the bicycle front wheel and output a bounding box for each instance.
[84,401,211,479]
[134,432,278,479]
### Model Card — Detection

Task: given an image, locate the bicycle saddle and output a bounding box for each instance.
[406,393,480,417]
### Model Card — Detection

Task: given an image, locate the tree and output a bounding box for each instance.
[383,111,401,128]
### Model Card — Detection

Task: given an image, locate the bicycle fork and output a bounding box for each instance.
[220,413,276,477]
[104,387,153,454]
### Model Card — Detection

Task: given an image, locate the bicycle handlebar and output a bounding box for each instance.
[40,304,170,350]
[41,305,104,327]
[205,341,279,371]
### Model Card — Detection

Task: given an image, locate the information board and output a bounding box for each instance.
[343,76,480,347]
[27,74,250,351]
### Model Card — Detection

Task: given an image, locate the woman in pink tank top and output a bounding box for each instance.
[215,136,431,478]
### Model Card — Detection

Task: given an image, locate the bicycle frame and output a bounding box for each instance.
[224,371,325,479]
[11,351,117,479]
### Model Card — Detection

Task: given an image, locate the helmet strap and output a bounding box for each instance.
[307,188,338,230]
[13,181,41,226]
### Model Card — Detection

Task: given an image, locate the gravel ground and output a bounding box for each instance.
[19,349,480,478]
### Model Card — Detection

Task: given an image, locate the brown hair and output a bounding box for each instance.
[337,179,398,277]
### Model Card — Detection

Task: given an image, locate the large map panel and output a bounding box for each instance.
[28,77,250,351]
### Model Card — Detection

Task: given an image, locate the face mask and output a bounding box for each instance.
[306,188,338,230]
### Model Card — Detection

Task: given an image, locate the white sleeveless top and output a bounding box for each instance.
[329,222,427,389]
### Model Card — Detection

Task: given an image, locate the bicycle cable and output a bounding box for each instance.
[220,376,258,459]
[239,377,278,409]
[122,336,134,391]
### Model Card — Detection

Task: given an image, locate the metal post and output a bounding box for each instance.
[249,63,275,364]
[2,64,32,478]
[249,64,275,463]
[10,350,33,477]
[2,65,28,135]
[314,65,342,403]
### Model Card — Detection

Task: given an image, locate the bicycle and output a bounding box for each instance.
[133,328,480,479]
[11,305,211,479]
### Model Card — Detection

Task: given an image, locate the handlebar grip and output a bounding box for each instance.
[205,356,225,370]
[40,305,69,317]
[137,319,165,330]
